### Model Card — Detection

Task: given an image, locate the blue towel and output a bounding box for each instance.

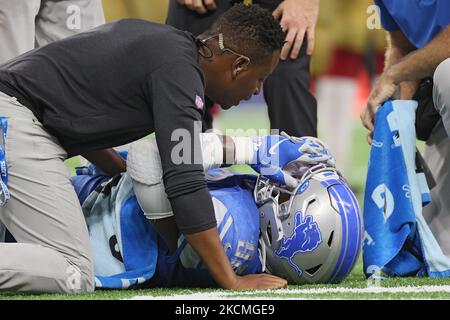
[363,100,450,278]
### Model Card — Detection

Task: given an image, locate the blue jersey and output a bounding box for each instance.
[72,169,262,289]
[72,173,159,289]
[154,169,262,288]
[376,0,450,48]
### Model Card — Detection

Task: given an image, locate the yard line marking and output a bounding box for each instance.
[129,285,450,300]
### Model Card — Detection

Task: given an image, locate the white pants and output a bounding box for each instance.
[422,58,450,256]
[0,0,104,242]
[0,0,105,63]
[0,92,94,293]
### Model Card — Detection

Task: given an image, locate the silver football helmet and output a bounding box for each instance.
[255,164,363,284]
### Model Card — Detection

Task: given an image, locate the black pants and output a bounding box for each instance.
[166,0,317,137]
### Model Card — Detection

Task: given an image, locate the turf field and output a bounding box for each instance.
[1,103,448,300]
[2,258,450,300]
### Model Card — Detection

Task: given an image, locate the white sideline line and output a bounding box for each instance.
[129,285,450,300]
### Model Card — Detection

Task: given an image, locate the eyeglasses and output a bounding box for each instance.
[196,33,251,67]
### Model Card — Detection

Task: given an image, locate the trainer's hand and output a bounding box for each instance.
[361,70,398,140]
[231,274,288,290]
[177,0,216,14]
[272,0,319,59]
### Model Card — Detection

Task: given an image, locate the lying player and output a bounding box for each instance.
[72,135,362,289]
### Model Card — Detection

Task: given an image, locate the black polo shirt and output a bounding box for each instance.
[0,19,216,234]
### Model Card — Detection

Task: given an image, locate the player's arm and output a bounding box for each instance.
[216,133,335,187]
[81,148,126,176]
[387,25,450,85]
[362,25,450,134]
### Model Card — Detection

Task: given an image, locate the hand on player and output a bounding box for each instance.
[361,70,399,140]
[177,0,216,14]
[251,134,335,188]
[272,0,319,59]
[230,273,288,290]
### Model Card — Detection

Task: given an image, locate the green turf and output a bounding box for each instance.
[65,156,82,176]
[2,258,450,299]
[3,105,448,300]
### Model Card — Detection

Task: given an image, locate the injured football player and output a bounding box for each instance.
[70,134,362,289]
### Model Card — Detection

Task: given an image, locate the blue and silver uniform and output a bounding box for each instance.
[154,169,262,287]
[71,169,262,289]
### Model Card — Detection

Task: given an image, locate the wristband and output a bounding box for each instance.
[200,133,224,171]
[231,136,257,164]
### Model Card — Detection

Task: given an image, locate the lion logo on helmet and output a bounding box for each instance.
[275,211,323,275]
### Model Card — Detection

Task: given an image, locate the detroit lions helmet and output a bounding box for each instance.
[255,164,363,284]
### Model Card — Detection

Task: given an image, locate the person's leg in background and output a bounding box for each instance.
[263,43,317,137]
[422,121,450,256]
[35,0,105,47]
[35,0,105,166]
[0,92,94,293]
[432,59,450,138]
[166,0,233,36]
[166,0,317,135]
[255,0,317,138]
[421,58,450,256]
[0,0,41,63]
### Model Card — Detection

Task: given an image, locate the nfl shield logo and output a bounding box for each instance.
[195,95,204,110]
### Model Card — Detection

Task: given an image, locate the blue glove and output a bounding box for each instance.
[250,134,335,187]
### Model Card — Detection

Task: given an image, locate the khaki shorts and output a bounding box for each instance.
[0,91,94,293]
